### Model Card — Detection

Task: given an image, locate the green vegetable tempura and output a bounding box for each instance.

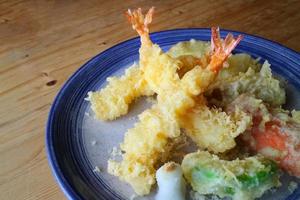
[182,151,281,200]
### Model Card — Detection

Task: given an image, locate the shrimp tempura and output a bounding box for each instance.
[88,9,205,120]
[108,7,244,195]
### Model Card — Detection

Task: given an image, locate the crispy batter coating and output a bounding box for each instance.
[104,8,243,195]
[89,65,153,120]
[182,151,280,200]
[108,105,178,195]
[180,97,251,153]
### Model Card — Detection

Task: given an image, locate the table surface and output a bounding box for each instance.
[1,0,300,199]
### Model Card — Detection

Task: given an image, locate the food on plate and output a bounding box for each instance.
[87,6,300,200]
[181,151,280,200]
[89,39,211,121]
[207,59,286,107]
[155,162,186,200]
[179,99,251,153]
[227,94,300,177]
[107,105,178,195]
[168,41,286,108]
[167,39,210,59]
[88,64,153,120]
[107,7,243,195]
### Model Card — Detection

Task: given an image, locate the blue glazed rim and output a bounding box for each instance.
[46,28,300,200]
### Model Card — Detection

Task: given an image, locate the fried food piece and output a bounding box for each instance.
[167,39,210,59]
[227,94,300,177]
[180,96,251,153]
[108,105,178,195]
[167,40,210,78]
[207,59,286,107]
[126,8,192,104]
[108,8,183,195]
[88,65,153,120]
[182,151,281,200]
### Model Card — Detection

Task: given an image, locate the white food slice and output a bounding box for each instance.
[155,162,186,200]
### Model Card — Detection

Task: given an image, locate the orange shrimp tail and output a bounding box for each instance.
[209,27,243,73]
[125,7,154,46]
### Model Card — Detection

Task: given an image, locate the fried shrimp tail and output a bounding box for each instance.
[125,7,154,47]
[209,27,243,73]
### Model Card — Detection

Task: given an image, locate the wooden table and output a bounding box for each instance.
[1,0,299,199]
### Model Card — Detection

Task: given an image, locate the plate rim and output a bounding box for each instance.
[45,28,300,200]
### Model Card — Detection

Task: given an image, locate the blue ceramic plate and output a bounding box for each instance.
[46,29,300,200]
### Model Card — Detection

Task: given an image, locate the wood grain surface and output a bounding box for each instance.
[0,0,299,199]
